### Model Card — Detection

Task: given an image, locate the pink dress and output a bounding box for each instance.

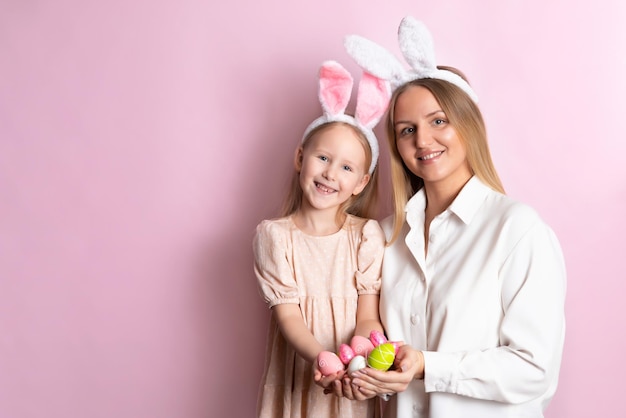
[253,215,385,418]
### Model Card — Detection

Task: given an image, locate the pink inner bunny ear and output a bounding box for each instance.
[355,72,391,128]
[319,61,353,116]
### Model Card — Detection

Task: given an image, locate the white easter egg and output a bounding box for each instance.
[347,355,367,374]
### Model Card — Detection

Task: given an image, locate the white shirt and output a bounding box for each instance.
[380,177,566,418]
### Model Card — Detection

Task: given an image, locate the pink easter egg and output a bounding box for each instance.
[350,335,375,357]
[338,343,355,365]
[317,351,344,376]
[369,330,387,347]
[388,341,401,353]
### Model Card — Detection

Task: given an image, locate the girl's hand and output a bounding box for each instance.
[314,361,345,392]
[322,374,377,400]
[349,345,424,395]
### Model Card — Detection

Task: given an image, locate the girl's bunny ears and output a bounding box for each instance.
[302,60,391,174]
[344,16,478,103]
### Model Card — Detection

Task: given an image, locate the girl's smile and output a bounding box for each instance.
[296,124,370,213]
[314,181,337,194]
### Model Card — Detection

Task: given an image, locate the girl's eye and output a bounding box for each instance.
[342,165,353,172]
[318,155,328,162]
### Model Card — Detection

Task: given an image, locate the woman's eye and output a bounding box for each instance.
[434,118,447,126]
[399,127,415,136]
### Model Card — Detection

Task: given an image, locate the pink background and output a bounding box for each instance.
[1,1,624,417]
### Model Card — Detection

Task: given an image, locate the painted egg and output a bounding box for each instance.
[388,341,401,353]
[347,355,367,374]
[369,330,387,347]
[317,351,344,376]
[338,343,355,365]
[367,342,395,371]
[350,335,375,357]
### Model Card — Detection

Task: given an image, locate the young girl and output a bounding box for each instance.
[342,17,567,418]
[253,61,390,418]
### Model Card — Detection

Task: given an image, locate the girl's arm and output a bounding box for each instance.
[353,294,385,338]
[353,219,386,339]
[273,303,344,389]
[332,293,386,400]
[333,220,386,400]
[272,303,324,364]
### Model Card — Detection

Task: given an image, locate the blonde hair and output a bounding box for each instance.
[386,66,505,243]
[281,121,379,221]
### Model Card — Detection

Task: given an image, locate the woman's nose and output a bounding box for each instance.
[416,128,433,148]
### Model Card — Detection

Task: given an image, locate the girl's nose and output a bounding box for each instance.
[323,165,336,181]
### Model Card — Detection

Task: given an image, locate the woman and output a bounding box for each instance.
[342,17,566,418]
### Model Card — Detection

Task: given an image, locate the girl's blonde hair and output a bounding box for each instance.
[386,66,505,243]
[281,121,379,221]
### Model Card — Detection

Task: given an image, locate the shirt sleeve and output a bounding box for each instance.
[422,219,567,404]
[253,220,300,308]
[355,219,385,295]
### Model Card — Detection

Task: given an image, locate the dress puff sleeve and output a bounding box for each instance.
[354,219,385,295]
[253,219,300,308]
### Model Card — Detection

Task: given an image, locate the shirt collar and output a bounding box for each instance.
[448,176,491,225]
[404,176,491,225]
[405,187,426,213]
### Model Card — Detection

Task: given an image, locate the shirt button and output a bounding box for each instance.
[429,233,437,243]
[410,314,420,325]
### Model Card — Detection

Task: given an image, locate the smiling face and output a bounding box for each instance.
[296,123,371,215]
[393,85,472,190]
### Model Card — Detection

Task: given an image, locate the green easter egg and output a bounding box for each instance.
[367,342,395,371]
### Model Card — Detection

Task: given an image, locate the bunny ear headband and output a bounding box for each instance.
[344,16,478,103]
[302,60,391,174]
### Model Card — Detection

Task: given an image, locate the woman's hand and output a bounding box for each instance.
[343,375,379,400]
[349,345,425,396]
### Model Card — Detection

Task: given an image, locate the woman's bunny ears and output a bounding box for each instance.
[302,60,391,174]
[344,16,478,103]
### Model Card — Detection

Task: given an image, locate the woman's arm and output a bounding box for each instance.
[354,222,566,404]
[349,344,424,397]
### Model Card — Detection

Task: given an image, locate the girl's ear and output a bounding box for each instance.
[352,173,371,196]
[294,147,304,172]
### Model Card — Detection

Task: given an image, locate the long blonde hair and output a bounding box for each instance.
[386,67,504,243]
[281,121,380,221]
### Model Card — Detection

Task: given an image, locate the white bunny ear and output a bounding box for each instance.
[398,16,437,75]
[344,35,406,86]
[345,16,479,103]
[355,72,391,129]
[318,60,353,117]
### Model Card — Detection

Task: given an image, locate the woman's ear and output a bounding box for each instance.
[294,147,304,172]
[352,173,371,195]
